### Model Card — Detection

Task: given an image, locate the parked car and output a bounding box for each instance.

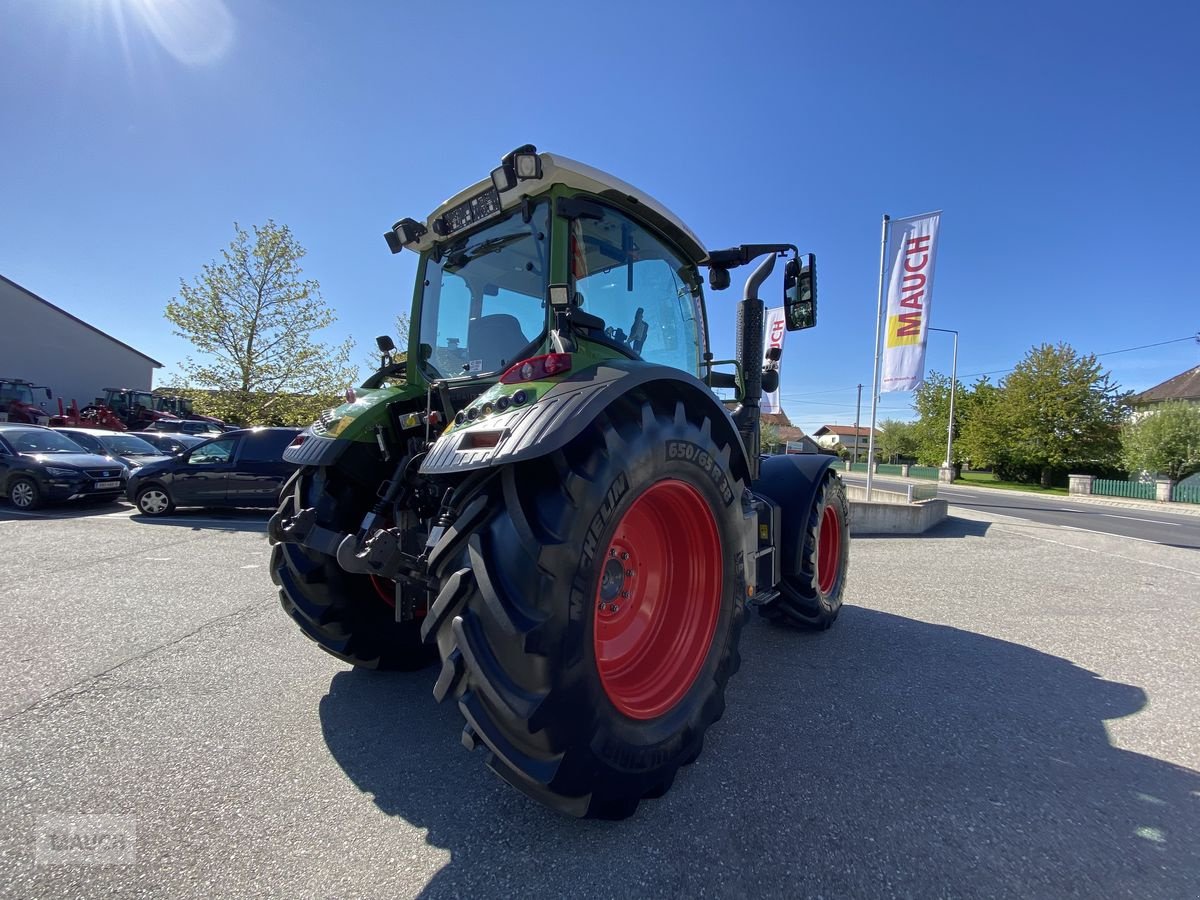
[127,427,300,516]
[0,424,128,509]
[142,418,224,437]
[129,431,207,456]
[54,427,172,472]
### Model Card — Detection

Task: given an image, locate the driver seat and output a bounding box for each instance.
[468,314,529,373]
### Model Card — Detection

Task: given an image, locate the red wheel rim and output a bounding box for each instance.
[816,504,842,595]
[593,479,722,720]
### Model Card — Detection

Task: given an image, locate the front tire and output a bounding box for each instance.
[136,486,174,516]
[271,467,436,671]
[9,477,41,510]
[423,396,748,819]
[758,471,850,630]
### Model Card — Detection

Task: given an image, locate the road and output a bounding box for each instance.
[844,474,1200,549]
[1,501,1198,898]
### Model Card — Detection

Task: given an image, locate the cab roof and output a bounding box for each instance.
[411,150,707,264]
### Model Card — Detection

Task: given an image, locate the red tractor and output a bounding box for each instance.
[0,378,54,425]
[81,389,224,431]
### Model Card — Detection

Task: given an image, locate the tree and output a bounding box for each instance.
[1121,401,1200,481]
[910,372,968,466]
[876,418,919,463]
[360,314,411,384]
[165,221,356,425]
[760,419,781,454]
[988,343,1126,486]
[958,378,1004,469]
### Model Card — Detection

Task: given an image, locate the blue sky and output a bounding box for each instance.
[2,0,1197,434]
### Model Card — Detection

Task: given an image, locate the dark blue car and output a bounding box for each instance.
[126,427,299,516]
[0,424,128,509]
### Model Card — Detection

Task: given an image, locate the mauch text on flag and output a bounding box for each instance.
[881,211,941,392]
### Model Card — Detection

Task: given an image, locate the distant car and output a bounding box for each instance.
[127,427,300,516]
[143,418,224,437]
[0,424,128,509]
[129,431,207,456]
[54,427,172,472]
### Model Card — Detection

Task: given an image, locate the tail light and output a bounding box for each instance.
[499,353,572,385]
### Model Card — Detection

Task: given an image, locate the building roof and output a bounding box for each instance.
[1131,365,1200,404]
[0,274,163,368]
[761,412,794,428]
[814,424,879,438]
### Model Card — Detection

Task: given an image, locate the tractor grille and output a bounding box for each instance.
[85,468,123,479]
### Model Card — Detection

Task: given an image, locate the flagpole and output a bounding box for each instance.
[865,214,890,500]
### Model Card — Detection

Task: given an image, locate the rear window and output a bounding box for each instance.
[238,430,297,462]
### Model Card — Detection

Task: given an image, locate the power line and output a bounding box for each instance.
[958,334,1197,381]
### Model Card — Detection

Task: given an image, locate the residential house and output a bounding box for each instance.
[1129,365,1200,419]
[761,411,821,454]
[812,424,880,457]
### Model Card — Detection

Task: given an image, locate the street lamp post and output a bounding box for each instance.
[928,327,959,469]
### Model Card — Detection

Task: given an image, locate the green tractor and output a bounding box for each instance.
[270,145,850,819]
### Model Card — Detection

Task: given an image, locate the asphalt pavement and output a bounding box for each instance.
[844,474,1200,549]
[1,500,1197,898]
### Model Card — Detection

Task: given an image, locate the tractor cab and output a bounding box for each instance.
[99,389,167,429]
[0,378,53,425]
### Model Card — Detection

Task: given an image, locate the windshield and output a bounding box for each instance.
[6,429,87,454]
[100,434,162,456]
[153,396,192,415]
[418,201,549,379]
[1,383,35,405]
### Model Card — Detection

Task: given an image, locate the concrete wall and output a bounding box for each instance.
[849,498,949,535]
[0,277,160,410]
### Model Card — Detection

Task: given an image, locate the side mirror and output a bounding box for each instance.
[783,254,817,331]
[375,335,396,354]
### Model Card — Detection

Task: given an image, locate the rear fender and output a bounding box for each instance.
[752,454,839,577]
[418,360,751,484]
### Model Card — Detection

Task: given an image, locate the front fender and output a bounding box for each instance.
[418,360,751,482]
[752,453,840,575]
[281,384,418,468]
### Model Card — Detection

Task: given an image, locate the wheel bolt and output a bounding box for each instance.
[621,590,630,599]
[611,604,620,613]
[609,548,617,557]
[626,569,634,578]
[620,551,629,560]
[598,601,609,611]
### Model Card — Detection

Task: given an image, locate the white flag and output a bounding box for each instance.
[881,211,941,392]
[762,306,787,414]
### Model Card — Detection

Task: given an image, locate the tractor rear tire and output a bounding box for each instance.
[423,396,748,819]
[271,467,436,672]
[758,470,850,630]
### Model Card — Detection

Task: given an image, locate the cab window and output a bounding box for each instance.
[569,204,704,376]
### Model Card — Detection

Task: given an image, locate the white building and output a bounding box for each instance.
[0,274,162,412]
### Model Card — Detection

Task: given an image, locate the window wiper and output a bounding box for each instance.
[445,232,528,269]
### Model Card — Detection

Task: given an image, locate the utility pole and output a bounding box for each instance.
[853,383,863,465]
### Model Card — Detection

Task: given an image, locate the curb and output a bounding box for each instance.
[840,472,1200,517]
